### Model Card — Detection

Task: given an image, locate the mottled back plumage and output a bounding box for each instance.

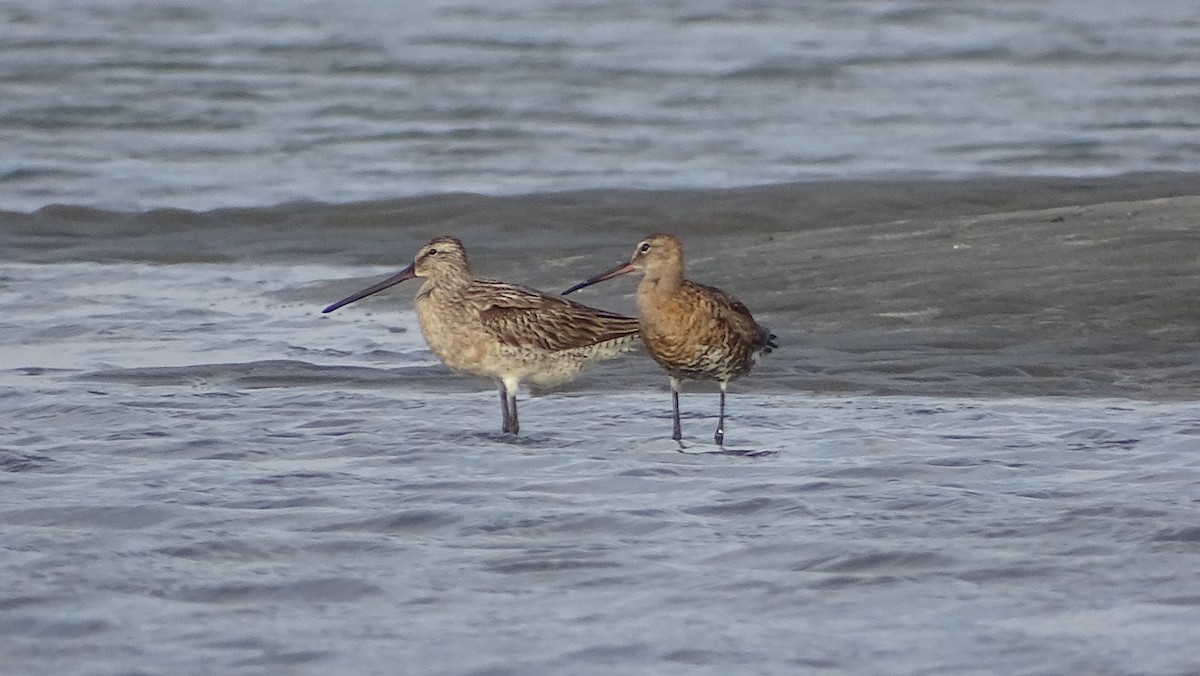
[472,283,640,354]
[323,236,640,435]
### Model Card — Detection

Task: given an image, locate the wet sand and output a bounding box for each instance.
[3,173,1199,399]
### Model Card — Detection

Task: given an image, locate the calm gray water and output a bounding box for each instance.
[4,1,1200,674]
[2,0,1200,211]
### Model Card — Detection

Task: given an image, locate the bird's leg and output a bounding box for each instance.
[508,390,519,436]
[498,386,513,434]
[497,378,521,436]
[670,377,683,447]
[714,382,727,447]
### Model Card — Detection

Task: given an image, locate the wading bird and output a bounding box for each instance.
[324,236,640,436]
[564,234,776,449]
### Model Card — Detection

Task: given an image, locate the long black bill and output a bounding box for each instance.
[322,264,416,313]
[561,261,637,295]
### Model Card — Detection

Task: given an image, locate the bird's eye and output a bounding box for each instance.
[638,242,651,253]
[426,248,439,256]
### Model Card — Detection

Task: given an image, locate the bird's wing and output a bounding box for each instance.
[471,281,639,351]
[690,281,777,352]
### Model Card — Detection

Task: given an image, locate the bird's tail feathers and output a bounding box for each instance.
[758,325,778,356]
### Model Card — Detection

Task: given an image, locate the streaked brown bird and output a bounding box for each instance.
[323,236,640,436]
[563,233,776,448]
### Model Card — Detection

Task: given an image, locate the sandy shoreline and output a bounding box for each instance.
[4,173,1199,399]
[751,193,1200,400]
[1,171,1197,263]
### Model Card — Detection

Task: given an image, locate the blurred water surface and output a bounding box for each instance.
[2,0,1199,210]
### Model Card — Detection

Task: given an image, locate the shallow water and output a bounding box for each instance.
[3,259,1200,674]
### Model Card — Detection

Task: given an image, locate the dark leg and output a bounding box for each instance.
[498,386,513,434]
[508,390,519,436]
[714,382,727,447]
[670,377,682,446]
